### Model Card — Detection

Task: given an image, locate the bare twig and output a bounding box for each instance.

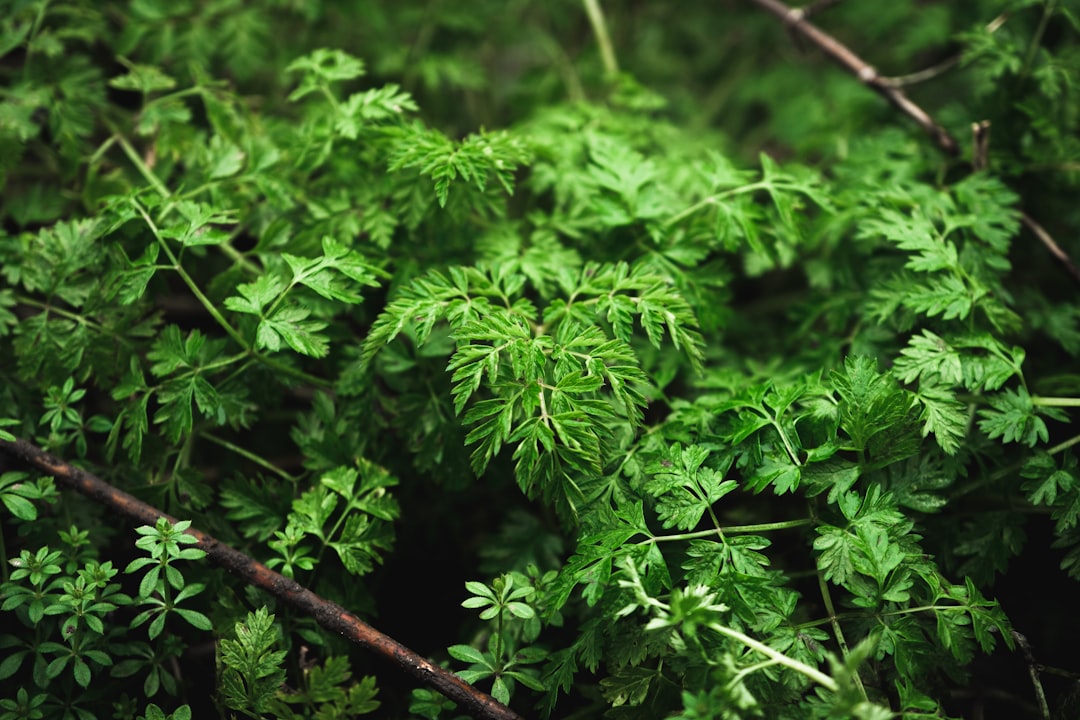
[747,0,1080,284]
[879,54,961,88]
[972,121,991,171]
[0,437,525,720]
[1012,630,1052,720]
[878,12,1008,89]
[749,0,959,155]
[1020,211,1080,283]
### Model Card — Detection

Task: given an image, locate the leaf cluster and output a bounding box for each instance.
[2,1,1079,720]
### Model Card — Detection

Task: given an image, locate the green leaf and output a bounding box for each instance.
[911,384,967,455]
[109,61,177,94]
[893,330,964,386]
[861,209,958,273]
[388,125,532,206]
[225,274,287,316]
[258,305,329,357]
[287,48,366,101]
[600,665,659,708]
[977,387,1063,447]
[219,607,288,715]
[832,356,921,466]
[173,607,213,630]
[335,85,418,138]
[0,472,56,521]
[447,644,489,666]
[645,444,736,531]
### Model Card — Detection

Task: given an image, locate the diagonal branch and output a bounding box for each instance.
[0,437,525,720]
[748,0,959,155]
[747,0,1080,284]
[1019,210,1080,283]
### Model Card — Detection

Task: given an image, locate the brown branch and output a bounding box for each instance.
[1020,211,1080,283]
[879,54,961,88]
[878,13,1007,89]
[972,121,991,171]
[1011,630,1051,720]
[0,437,525,720]
[748,0,1080,284]
[750,0,959,155]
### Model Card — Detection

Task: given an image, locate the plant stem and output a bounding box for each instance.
[816,569,867,700]
[115,134,171,199]
[771,419,802,467]
[1021,0,1058,79]
[582,0,619,75]
[132,200,330,389]
[729,657,782,687]
[14,295,133,348]
[115,133,261,276]
[1046,432,1080,457]
[133,201,248,349]
[708,622,838,691]
[199,433,296,482]
[953,431,1080,498]
[647,517,813,544]
[664,182,769,228]
[1031,396,1080,408]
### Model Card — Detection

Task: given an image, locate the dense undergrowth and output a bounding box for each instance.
[1,1,1079,718]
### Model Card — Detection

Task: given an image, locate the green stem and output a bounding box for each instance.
[133,201,248,348]
[954,431,1080,499]
[771,419,802,467]
[199,432,296,482]
[664,182,771,228]
[115,134,171,199]
[796,602,987,629]
[726,518,813,533]
[1031,396,1080,408]
[1046,432,1080,457]
[816,570,867,700]
[1020,0,1058,79]
[537,33,587,102]
[133,200,330,389]
[14,296,133,348]
[647,518,813,544]
[88,135,119,168]
[115,132,262,276]
[214,231,263,276]
[582,0,619,75]
[494,606,505,668]
[708,623,838,691]
[728,657,782,688]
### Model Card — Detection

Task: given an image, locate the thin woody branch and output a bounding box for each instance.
[748,0,959,155]
[748,0,1080,284]
[1019,211,1080,283]
[0,437,525,720]
[878,14,1005,89]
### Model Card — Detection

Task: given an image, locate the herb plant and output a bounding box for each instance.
[2,1,1079,719]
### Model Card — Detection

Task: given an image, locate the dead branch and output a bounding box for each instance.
[879,14,1006,89]
[880,55,961,89]
[749,0,959,155]
[972,121,992,171]
[1020,211,1080,283]
[0,437,525,720]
